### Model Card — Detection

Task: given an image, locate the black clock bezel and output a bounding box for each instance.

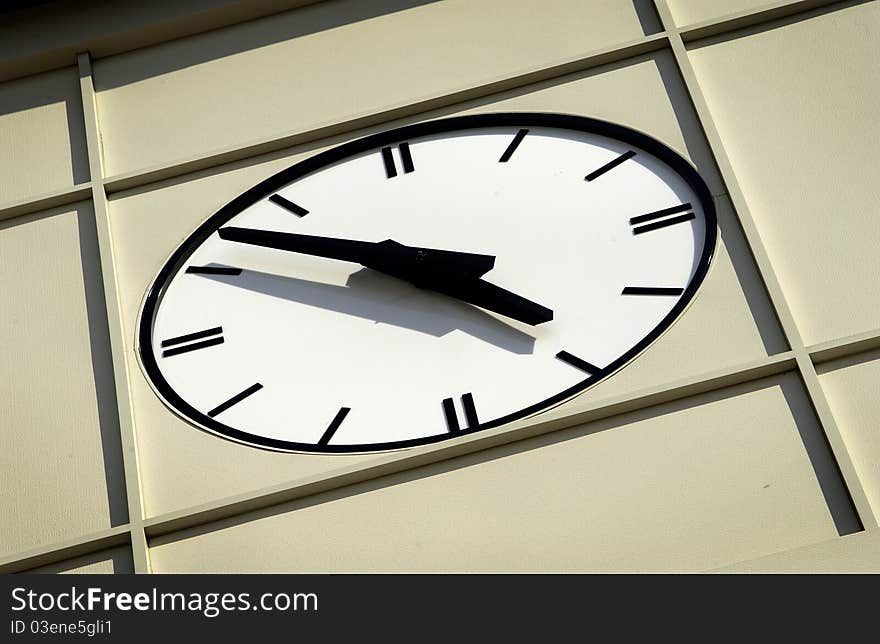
[137,112,718,453]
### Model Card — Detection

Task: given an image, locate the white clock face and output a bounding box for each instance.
[138,113,716,453]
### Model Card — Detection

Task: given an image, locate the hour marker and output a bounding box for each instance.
[381,143,415,178]
[630,203,695,235]
[556,351,600,374]
[442,398,460,432]
[622,286,684,296]
[207,383,263,418]
[442,394,479,432]
[161,326,224,357]
[381,146,396,178]
[399,142,415,174]
[584,150,635,181]
[462,393,479,429]
[317,407,351,446]
[498,129,528,162]
[186,266,242,275]
[268,193,309,217]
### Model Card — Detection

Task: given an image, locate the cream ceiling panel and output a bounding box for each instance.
[668,0,794,26]
[0,67,89,204]
[27,547,134,574]
[687,2,880,345]
[108,55,773,517]
[0,0,324,82]
[149,374,836,572]
[713,526,880,573]
[0,204,126,558]
[818,349,880,520]
[93,0,654,176]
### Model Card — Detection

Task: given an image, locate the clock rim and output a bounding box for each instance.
[136,112,718,454]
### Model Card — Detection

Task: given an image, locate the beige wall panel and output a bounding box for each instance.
[0,1,323,82]
[668,0,791,26]
[687,2,880,345]
[109,55,773,517]
[0,204,126,558]
[714,526,880,572]
[93,0,655,176]
[27,547,134,574]
[149,375,836,572]
[817,349,880,519]
[0,67,89,204]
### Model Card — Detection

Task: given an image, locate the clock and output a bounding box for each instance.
[137,113,717,453]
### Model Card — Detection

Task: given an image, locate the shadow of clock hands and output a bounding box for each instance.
[195,265,537,355]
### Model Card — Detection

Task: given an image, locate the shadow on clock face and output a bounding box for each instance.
[196,266,537,354]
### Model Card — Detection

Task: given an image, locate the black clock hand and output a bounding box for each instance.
[218,226,553,325]
[218,227,495,280]
[417,277,553,326]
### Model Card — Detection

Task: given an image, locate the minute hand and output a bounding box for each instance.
[218,227,495,279]
[423,277,553,326]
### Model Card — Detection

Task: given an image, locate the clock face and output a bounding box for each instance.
[137,113,716,453]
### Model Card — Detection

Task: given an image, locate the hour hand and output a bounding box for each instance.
[218,227,495,279]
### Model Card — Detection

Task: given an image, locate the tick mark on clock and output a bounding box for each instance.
[207,382,263,417]
[161,326,224,357]
[498,129,528,162]
[442,393,479,432]
[584,149,635,181]
[462,393,479,429]
[622,286,685,296]
[556,350,601,374]
[381,146,396,178]
[317,407,351,446]
[631,203,695,235]
[399,142,415,174]
[381,143,415,178]
[268,194,309,217]
[186,266,242,276]
[442,398,460,432]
